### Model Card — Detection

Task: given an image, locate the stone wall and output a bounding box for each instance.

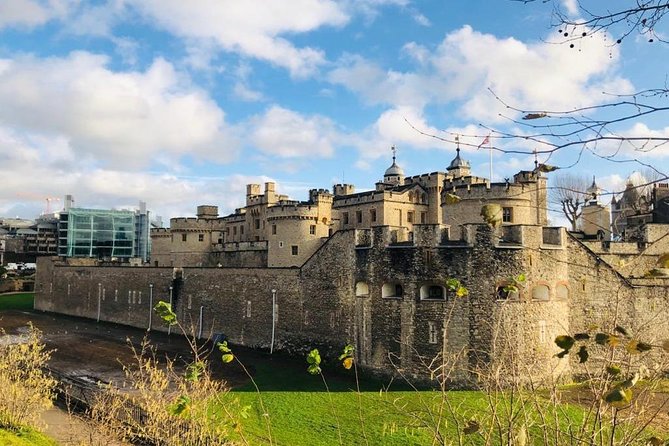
[34,223,669,384]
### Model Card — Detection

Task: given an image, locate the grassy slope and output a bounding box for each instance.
[0,428,57,446]
[229,360,491,446]
[0,292,34,311]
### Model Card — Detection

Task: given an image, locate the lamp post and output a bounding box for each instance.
[168,285,173,335]
[96,283,102,322]
[148,283,154,331]
[270,289,277,354]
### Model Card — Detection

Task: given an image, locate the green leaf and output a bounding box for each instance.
[606,365,622,376]
[604,388,632,408]
[338,344,354,361]
[217,341,232,353]
[574,333,590,341]
[185,361,205,382]
[537,163,558,172]
[445,278,461,291]
[221,353,234,363]
[307,349,322,374]
[555,335,575,351]
[515,273,527,284]
[444,193,462,205]
[154,301,177,326]
[480,204,503,228]
[455,286,469,298]
[576,345,589,363]
[169,395,191,416]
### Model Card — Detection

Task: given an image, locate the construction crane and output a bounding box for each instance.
[14,192,62,215]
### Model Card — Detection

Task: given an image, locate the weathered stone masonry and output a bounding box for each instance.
[35,223,669,383]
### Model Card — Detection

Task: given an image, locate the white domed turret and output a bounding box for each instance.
[447,146,471,178]
[383,146,404,185]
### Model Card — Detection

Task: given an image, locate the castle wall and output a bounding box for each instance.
[35,222,669,384]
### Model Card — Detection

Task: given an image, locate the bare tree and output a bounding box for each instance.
[550,173,592,231]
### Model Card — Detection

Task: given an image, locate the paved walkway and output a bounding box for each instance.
[40,406,129,446]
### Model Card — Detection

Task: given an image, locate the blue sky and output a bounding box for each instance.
[0,0,668,224]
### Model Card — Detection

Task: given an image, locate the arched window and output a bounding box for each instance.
[355,281,369,297]
[382,282,403,299]
[420,284,446,300]
[495,284,519,300]
[556,284,569,300]
[422,193,427,204]
[532,284,550,301]
[408,192,414,202]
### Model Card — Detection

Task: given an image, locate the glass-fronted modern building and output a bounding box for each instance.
[57,202,150,262]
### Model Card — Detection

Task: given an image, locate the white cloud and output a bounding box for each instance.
[330,25,633,122]
[0,52,240,168]
[0,0,76,29]
[248,105,340,158]
[562,0,579,16]
[127,0,349,77]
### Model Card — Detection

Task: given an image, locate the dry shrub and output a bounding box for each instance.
[90,339,245,446]
[0,324,57,430]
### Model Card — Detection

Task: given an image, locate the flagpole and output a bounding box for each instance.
[489,135,493,182]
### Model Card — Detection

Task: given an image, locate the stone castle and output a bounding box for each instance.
[34,148,669,383]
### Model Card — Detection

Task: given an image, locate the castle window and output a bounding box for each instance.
[279,241,284,248]
[309,225,316,235]
[226,227,230,235]
[496,284,519,300]
[356,210,362,224]
[408,192,414,202]
[233,227,237,236]
[382,282,403,299]
[502,207,513,223]
[355,281,369,297]
[198,234,204,242]
[421,212,427,224]
[272,224,277,235]
[422,193,427,204]
[255,219,260,229]
[240,226,244,235]
[428,321,439,344]
[343,212,349,225]
[532,284,550,301]
[420,284,446,300]
[370,209,377,222]
[181,233,187,242]
[291,245,299,256]
[556,284,569,300]
[246,300,251,318]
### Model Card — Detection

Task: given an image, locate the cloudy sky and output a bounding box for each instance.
[1,0,668,224]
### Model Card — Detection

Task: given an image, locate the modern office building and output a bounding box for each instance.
[57,196,151,262]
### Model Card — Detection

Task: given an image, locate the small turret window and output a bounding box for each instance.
[382,282,403,299]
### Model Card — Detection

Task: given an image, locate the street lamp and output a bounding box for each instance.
[270,289,277,354]
[148,283,154,331]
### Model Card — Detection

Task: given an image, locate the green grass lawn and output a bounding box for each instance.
[0,292,34,311]
[223,359,544,446]
[0,428,57,446]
